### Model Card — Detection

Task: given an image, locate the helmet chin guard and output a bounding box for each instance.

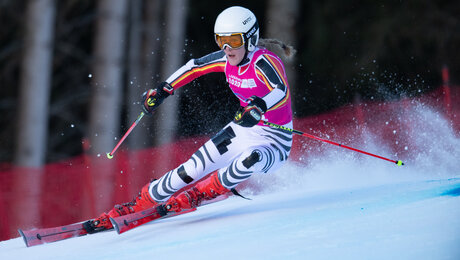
[214,6,259,52]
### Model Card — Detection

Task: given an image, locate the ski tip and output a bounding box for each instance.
[17,229,29,247]
[109,217,120,234]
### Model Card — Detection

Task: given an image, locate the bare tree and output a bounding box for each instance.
[15,0,56,167]
[265,0,299,112]
[88,0,128,212]
[154,0,189,148]
[126,0,145,150]
[126,0,164,150]
[88,0,128,156]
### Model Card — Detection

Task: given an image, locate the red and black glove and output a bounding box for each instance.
[141,82,174,115]
[234,96,267,127]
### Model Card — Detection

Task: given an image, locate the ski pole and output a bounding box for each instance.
[262,121,404,166]
[106,111,145,159]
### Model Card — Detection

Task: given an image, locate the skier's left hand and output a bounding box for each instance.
[234,96,267,127]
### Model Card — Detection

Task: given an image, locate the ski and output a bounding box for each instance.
[18,222,91,247]
[110,205,196,234]
[19,194,231,246]
[111,194,230,234]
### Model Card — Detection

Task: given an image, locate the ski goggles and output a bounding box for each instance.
[215,33,245,49]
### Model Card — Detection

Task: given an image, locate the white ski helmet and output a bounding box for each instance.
[214,6,259,52]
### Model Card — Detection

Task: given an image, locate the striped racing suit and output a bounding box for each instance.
[149,47,293,201]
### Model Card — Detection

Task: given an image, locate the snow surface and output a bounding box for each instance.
[1,175,459,260]
[1,105,459,260]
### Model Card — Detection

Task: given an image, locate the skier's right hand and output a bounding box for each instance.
[141,82,174,115]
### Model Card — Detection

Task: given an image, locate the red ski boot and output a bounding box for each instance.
[166,171,229,212]
[83,182,158,233]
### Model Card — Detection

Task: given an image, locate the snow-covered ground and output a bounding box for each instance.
[1,105,459,259]
[1,164,459,260]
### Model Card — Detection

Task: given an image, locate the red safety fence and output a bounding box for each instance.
[0,85,458,241]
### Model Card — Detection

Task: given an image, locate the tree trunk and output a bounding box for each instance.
[88,0,128,156]
[88,0,127,212]
[126,0,164,150]
[126,0,144,150]
[15,0,56,167]
[265,0,299,114]
[154,0,188,147]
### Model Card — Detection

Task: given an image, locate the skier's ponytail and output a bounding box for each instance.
[258,38,296,61]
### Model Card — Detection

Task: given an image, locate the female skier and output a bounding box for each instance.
[85,6,295,232]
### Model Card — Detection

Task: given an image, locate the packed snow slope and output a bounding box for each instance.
[0,173,459,260]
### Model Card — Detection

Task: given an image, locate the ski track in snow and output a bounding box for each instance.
[1,105,460,260]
